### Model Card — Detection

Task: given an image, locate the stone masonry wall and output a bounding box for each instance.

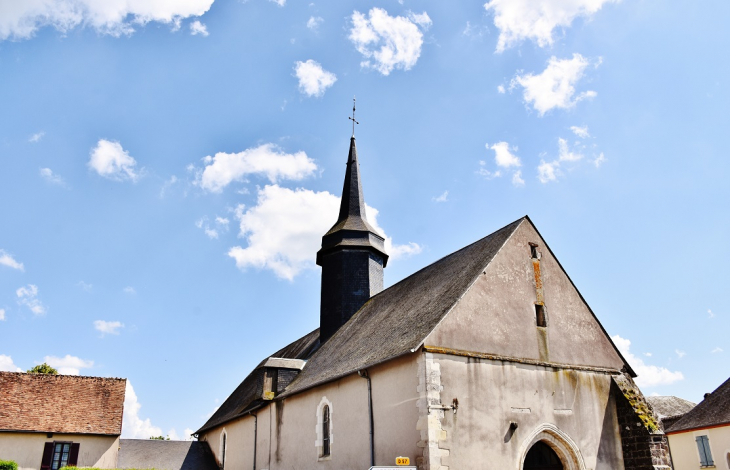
[416,352,450,470]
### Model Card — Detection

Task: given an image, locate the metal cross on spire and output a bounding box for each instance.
[348,96,359,137]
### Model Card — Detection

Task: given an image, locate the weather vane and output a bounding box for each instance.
[348,96,359,137]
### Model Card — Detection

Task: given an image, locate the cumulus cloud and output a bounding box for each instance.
[16,284,46,315]
[123,286,136,295]
[228,185,420,280]
[29,131,45,143]
[198,143,316,193]
[510,54,597,116]
[43,354,94,375]
[268,0,285,6]
[537,160,559,183]
[479,142,523,187]
[675,349,686,359]
[349,8,429,76]
[39,167,67,186]
[497,84,506,94]
[484,0,619,52]
[0,309,5,321]
[77,281,93,292]
[0,0,214,41]
[189,20,208,36]
[88,139,141,182]
[306,16,323,31]
[122,381,163,438]
[537,137,593,183]
[593,152,606,167]
[0,354,22,372]
[294,60,337,97]
[612,335,684,388]
[712,347,723,354]
[196,216,229,240]
[570,125,590,138]
[708,309,714,319]
[433,190,448,202]
[94,320,124,336]
[0,250,24,271]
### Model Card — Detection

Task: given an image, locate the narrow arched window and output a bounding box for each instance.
[322,405,331,456]
[221,432,227,469]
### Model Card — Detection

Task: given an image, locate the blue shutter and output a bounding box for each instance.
[696,435,714,466]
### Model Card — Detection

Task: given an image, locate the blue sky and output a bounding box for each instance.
[1,0,728,439]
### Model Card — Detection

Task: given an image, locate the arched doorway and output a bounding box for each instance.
[524,441,564,470]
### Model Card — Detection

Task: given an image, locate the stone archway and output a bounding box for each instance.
[524,441,563,470]
[517,424,587,470]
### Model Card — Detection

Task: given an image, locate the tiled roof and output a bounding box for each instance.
[666,376,730,433]
[0,372,126,435]
[118,439,218,470]
[646,396,696,419]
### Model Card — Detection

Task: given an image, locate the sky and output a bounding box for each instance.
[1,0,728,440]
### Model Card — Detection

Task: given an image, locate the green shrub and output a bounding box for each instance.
[0,460,18,470]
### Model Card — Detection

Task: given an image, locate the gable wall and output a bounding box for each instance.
[425,219,625,370]
[432,353,624,470]
[0,432,118,470]
[667,426,730,470]
[200,353,420,469]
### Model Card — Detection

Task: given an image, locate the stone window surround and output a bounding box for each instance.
[219,427,227,469]
[315,396,333,461]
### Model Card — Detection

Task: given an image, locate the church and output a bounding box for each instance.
[194,133,673,470]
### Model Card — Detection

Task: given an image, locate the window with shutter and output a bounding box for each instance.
[68,443,80,467]
[50,442,72,469]
[40,442,54,470]
[695,435,714,467]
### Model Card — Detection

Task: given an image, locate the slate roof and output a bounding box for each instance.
[118,439,218,470]
[666,376,730,433]
[0,372,126,435]
[196,328,320,434]
[646,396,696,419]
[281,217,523,397]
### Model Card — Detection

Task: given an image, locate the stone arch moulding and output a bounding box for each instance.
[314,396,333,459]
[517,423,587,470]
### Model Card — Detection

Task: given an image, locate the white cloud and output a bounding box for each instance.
[349,8,428,76]
[593,152,606,167]
[159,175,178,198]
[675,349,686,359]
[0,250,24,271]
[484,0,619,52]
[196,216,229,240]
[88,139,141,182]
[570,125,590,138]
[407,11,432,29]
[198,143,316,193]
[537,159,559,183]
[644,352,652,357]
[511,54,597,116]
[16,284,46,315]
[433,190,448,202]
[558,137,583,162]
[228,184,419,280]
[489,142,521,168]
[189,20,208,36]
[39,167,67,186]
[306,16,323,31]
[477,161,501,179]
[708,309,714,318]
[712,347,723,354]
[512,170,525,187]
[0,354,22,372]
[612,335,684,388]
[0,309,5,321]
[0,0,214,41]
[268,0,285,6]
[294,60,337,97]
[77,281,93,292]
[43,354,94,375]
[29,131,45,143]
[122,381,163,438]
[497,84,506,94]
[94,320,124,336]
[123,286,136,295]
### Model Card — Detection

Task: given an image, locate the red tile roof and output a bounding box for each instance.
[0,372,126,435]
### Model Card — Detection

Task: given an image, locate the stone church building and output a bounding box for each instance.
[195,136,672,470]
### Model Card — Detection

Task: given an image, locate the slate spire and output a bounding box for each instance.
[317,135,388,344]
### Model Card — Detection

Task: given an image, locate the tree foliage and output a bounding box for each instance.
[27,363,58,374]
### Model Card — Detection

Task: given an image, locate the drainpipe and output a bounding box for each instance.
[358,369,375,467]
[247,410,258,470]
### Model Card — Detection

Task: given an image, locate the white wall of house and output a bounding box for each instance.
[200,353,420,470]
[668,426,730,470]
[0,432,119,470]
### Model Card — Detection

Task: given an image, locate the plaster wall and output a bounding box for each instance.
[434,354,624,470]
[425,219,625,370]
[668,425,730,470]
[0,432,118,470]
[201,354,419,470]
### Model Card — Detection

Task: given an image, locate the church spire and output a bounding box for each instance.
[316,102,388,344]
